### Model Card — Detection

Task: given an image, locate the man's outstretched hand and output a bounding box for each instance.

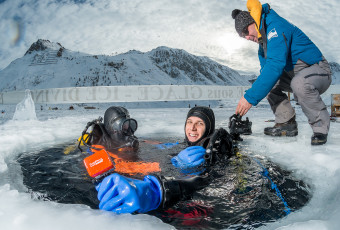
[236,96,252,116]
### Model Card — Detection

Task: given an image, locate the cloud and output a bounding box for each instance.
[0,0,339,73]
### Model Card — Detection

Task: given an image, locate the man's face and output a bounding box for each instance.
[243,23,259,43]
[185,116,206,143]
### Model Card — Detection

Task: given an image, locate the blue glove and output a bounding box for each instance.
[86,147,94,155]
[171,146,206,169]
[155,142,179,150]
[96,173,162,214]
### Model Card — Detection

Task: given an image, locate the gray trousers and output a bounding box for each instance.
[266,58,332,134]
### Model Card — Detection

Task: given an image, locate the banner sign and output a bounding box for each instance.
[0,85,251,104]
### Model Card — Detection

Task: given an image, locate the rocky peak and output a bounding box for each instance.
[330,62,340,73]
[25,39,64,55]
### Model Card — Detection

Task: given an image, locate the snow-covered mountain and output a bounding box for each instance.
[0,39,253,91]
[330,62,340,85]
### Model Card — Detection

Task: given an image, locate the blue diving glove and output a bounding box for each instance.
[155,142,179,150]
[96,173,162,214]
[171,146,206,169]
[86,147,94,155]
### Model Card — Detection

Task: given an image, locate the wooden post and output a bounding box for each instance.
[331,94,340,117]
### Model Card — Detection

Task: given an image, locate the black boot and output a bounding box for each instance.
[311,133,327,145]
[264,116,298,137]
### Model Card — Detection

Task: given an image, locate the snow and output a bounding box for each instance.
[0,44,252,92]
[12,90,37,120]
[0,0,339,74]
[0,0,340,229]
[0,89,340,230]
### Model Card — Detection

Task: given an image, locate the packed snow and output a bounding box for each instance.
[0,0,340,229]
[0,89,340,230]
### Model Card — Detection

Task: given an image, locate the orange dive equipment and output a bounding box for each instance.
[83,145,161,182]
[83,147,115,179]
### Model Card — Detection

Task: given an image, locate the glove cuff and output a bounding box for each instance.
[159,174,212,209]
[143,175,163,210]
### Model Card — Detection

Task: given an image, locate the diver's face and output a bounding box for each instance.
[185,116,206,143]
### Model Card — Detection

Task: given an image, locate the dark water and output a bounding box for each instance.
[16,138,311,229]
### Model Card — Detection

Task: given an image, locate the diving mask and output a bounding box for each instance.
[110,117,138,135]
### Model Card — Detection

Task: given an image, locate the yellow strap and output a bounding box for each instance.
[64,133,89,154]
[63,145,76,155]
[236,151,242,158]
[77,133,89,145]
[247,0,262,39]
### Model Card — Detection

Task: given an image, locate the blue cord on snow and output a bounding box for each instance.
[253,158,292,215]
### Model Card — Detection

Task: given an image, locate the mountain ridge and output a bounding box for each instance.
[1,39,339,92]
[0,39,254,92]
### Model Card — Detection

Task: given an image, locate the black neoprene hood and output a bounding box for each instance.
[104,106,130,133]
[185,106,215,145]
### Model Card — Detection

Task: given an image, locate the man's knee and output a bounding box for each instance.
[291,76,307,99]
[266,86,289,106]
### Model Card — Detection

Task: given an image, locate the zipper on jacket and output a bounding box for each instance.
[282,33,289,59]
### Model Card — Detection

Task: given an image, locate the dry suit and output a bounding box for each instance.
[87,106,236,213]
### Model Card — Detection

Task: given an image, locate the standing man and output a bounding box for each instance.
[231,0,332,145]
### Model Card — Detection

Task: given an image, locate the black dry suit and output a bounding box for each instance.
[155,106,236,209]
[83,106,139,151]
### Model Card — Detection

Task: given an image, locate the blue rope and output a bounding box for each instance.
[154,142,179,150]
[253,158,291,215]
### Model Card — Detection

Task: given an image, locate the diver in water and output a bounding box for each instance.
[82,106,139,151]
[81,106,161,178]
[94,106,237,214]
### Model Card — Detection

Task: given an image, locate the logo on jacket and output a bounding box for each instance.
[268,28,278,41]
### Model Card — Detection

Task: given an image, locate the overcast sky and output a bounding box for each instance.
[0,0,339,74]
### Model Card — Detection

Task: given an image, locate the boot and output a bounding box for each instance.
[311,133,327,145]
[264,116,298,137]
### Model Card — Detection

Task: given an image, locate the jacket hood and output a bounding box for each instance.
[247,0,264,38]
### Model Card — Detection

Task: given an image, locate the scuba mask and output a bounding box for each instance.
[104,106,138,136]
[107,118,139,150]
[104,106,139,150]
[109,117,138,136]
[78,107,139,153]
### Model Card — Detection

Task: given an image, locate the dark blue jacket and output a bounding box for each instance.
[244,4,323,106]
